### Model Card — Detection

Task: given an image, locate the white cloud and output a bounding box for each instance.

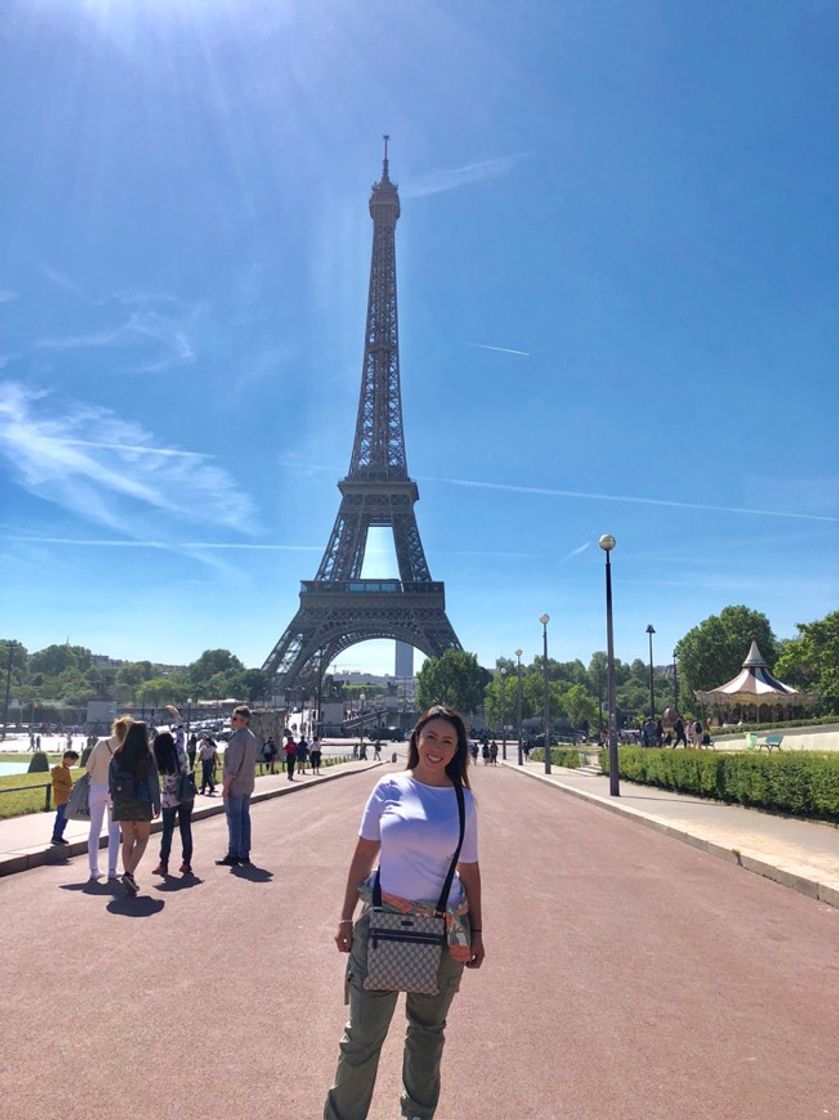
[402,153,530,199]
[36,291,200,373]
[0,381,257,537]
[468,342,531,357]
[561,541,592,562]
[417,474,839,525]
[41,266,81,294]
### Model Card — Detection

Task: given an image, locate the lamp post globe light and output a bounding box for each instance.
[598,535,620,797]
[515,648,523,766]
[500,666,508,761]
[646,624,656,720]
[539,614,551,774]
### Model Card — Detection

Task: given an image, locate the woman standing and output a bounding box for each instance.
[324,706,484,1120]
[151,730,194,875]
[310,736,322,775]
[86,715,133,882]
[108,722,161,895]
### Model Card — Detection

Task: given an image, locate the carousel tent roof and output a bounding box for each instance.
[694,639,816,707]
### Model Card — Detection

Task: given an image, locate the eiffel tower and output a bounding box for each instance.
[262,139,462,692]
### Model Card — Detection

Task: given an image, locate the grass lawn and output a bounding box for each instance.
[0,766,87,819]
[0,755,354,821]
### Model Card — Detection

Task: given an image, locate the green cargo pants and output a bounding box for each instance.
[324,914,465,1120]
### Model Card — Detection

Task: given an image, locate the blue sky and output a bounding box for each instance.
[1,0,837,677]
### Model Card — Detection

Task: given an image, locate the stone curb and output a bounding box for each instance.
[0,761,383,879]
[504,762,838,909]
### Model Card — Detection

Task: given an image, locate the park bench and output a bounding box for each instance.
[758,734,784,751]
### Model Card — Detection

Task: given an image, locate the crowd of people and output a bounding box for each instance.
[48,708,329,892]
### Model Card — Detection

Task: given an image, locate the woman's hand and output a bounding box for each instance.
[335,920,353,953]
[465,931,485,969]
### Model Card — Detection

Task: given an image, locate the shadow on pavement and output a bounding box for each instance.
[106,895,165,918]
[60,880,122,896]
[154,875,203,892]
[231,863,273,883]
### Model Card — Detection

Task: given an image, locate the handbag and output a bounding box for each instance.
[65,772,91,820]
[363,782,465,996]
[178,770,197,802]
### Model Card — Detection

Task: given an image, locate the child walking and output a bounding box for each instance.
[50,750,80,845]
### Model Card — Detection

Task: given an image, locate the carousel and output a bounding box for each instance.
[693,637,817,723]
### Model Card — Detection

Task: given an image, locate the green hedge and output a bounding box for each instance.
[598,747,839,820]
[711,715,839,734]
[529,747,584,768]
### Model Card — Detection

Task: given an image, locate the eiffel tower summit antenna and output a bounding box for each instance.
[262,141,462,692]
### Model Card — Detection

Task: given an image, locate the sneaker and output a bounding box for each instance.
[179,862,192,874]
[122,872,139,895]
[51,837,69,845]
[214,855,240,867]
[152,862,168,875]
[238,858,252,866]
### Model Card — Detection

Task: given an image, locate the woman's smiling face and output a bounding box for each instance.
[413,717,459,783]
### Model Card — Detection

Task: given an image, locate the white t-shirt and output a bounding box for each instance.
[359,773,479,905]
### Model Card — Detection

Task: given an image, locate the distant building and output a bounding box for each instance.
[395,641,413,680]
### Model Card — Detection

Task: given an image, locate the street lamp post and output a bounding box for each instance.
[672,649,679,712]
[539,614,551,774]
[599,535,620,797]
[2,642,13,741]
[646,624,656,720]
[500,666,508,761]
[515,648,523,766]
[186,697,193,740]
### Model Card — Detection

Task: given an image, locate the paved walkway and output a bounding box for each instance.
[504,759,839,907]
[1,764,836,1120]
[0,758,380,876]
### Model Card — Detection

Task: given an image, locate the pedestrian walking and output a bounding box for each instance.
[108,722,160,896]
[297,736,309,775]
[310,736,322,775]
[489,740,498,766]
[187,733,198,771]
[325,706,484,1120]
[263,735,278,774]
[86,716,133,881]
[373,739,382,761]
[50,750,79,845]
[284,732,297,781]
[152,730,194,876]
[198,734,218,794]
[673,718,688,748]
[216,705,258,868]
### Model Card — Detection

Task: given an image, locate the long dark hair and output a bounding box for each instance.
[406,706,471,789]
[117,722,151,779]
[153,731,178,775]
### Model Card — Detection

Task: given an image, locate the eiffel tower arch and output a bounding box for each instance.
[262,139,462,692]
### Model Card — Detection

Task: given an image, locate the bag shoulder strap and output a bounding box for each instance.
[372,781,467,916]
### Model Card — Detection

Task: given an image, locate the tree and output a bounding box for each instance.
[561,683,598,730]
[30,643,92,676]
[115,661,155,699]
[189,649,245,692]
[675,606,777,696]
[775,610,839,711]
[136,677,177,707]
[416,650,485,714]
